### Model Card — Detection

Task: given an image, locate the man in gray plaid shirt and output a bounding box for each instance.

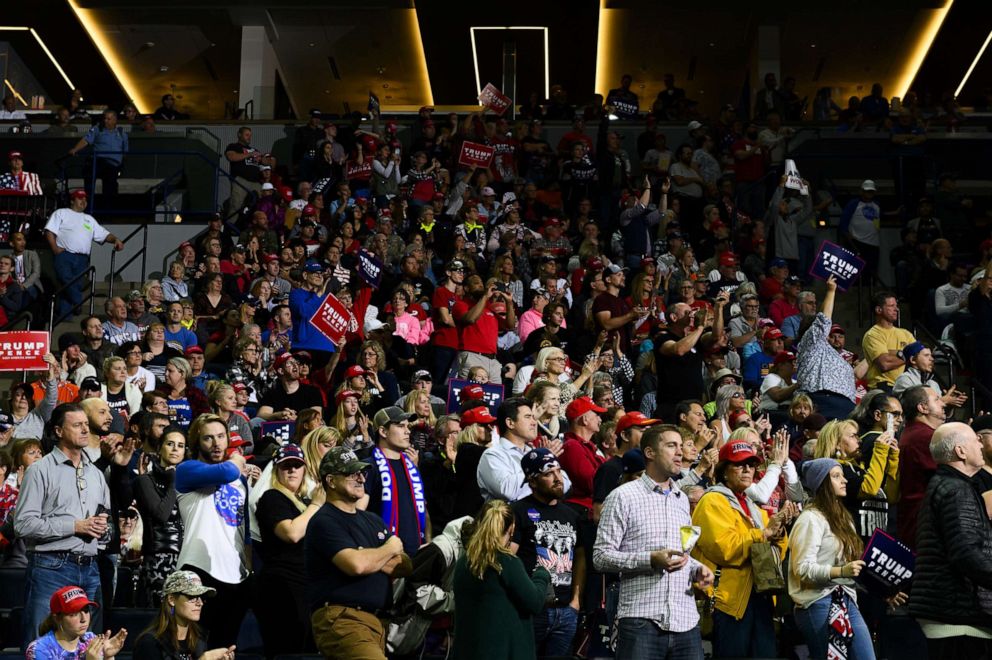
[594,424,714,659]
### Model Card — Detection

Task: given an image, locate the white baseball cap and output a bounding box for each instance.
[861,180,877,192]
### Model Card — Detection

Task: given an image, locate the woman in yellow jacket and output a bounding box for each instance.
[691,439,795,659]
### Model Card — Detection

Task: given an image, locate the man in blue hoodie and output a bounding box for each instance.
[289,261,337,366]
[176,413,257,648]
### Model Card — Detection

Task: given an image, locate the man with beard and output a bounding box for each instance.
[306,446,412,659]
[257,353,323,421]
[164,301,198,352]
[594,425,715,660]
[175,414,255,648]
[511,448,586,656]
[453,273,516,381]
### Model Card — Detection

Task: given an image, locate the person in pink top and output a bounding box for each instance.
[517,287,551,343]
[389,289,432,345]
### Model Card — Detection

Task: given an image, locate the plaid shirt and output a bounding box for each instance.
[594,473,702,632]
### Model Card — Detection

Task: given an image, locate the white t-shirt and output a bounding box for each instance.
[44,208,109,255]
[759,373,790,411]
[177,479,250,584]
[848,201,880,246]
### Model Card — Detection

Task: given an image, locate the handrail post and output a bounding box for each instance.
[141,225,148,282]
[109,249,116,299]
[89,268,96,316]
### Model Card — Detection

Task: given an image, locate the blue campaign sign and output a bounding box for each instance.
[809,241,866,291]
[857,528,915,597]
[446,378,504,415]
[260,421,296,445]
[357,249,384,289]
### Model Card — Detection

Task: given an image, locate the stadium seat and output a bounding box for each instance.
[107,608,156,651]
[0,569,25,611]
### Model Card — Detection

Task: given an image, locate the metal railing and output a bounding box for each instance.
[0,310,31,332]
[108,224,150,299]
[49,265,96,329]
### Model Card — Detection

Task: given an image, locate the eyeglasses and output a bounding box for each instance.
[730,392,745,399]
[882,409,904,418]
[127,350,142,356]
[729,462,758,471]
[548,356,566,362]
[343,472,366,482]
[180,594,204,603]
[75,463,86,493]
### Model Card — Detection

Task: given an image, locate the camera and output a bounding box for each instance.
[494,282,509,294]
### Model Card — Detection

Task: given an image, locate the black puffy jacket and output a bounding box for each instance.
[908,464,992,626]
[132,461,184,559]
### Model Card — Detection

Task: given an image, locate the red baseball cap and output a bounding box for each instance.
[616,411,660,435]
[264,253,280,264]
[273,353,295,370]
[335,389,360,404]
[70,189,87,200]
[763,328,784,341]
[773,350,797,365]
[8,150,22,160]
[719,440,758,463]
[344,364,367,379]
[829,324,845,335]
[279,186,293,202]
[184,346,204,357]
[566,396,607,422]
[718,251,737,268]
[728,410,752,429]
[459,384,486,402]
[302,205,316,216]
[584,257,605,271]
[640,256,656,268]
[50,586,98,615]
[461,406,497,426]
[711,219,727,231]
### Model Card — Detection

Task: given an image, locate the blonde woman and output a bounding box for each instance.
[728,426,805,510]
[525,380,566,442]
[331,388,370,450]
[101,355,142,417]
[161,260,189,302]
[356,339,400,405]
[813,419,899,543]
[255,444,325,656]
[533,346,599,408]
[207,382,253,452]
[301,427,341,490]
[404,389,437,452]
[142,279,166,315]
[452,500,551,659]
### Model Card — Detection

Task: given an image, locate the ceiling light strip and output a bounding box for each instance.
[954,28,992,98]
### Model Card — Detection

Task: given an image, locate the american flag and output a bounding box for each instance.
[0,171,42,195]
[827,586,853,659]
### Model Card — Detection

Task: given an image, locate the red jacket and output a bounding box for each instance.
[897,420,937,549]
[558,432,606,512]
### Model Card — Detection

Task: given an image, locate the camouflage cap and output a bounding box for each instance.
[161,570,217,598]
[319,446,371,477]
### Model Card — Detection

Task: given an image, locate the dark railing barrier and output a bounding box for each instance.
[49,265,96,329]
[0,193,55,243]
[0,310,31,333]
[108,224,149,299]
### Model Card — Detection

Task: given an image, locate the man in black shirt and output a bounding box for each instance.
[305,446,411,659]
[654,303,706,421]
[364,406,428,556]
[224,126,276,216]
[257,353,323,421]
[511,447,585,657]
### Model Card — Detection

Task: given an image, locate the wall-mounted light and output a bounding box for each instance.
[893,0,954,98]
[0,26,75,91]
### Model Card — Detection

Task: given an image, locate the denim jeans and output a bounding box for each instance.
[23,552,103,650]
[533,605,579,657]
[794,592,876,660]
[52,250,89,321]
[615,619,703,660]
[711,593,777,658]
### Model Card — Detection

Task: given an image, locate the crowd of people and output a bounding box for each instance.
[0,74,991,660]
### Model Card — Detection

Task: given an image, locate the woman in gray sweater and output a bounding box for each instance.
[10,353,60,441]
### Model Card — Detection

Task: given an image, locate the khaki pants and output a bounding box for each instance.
[457,351,502,381]
[311,605,386,660]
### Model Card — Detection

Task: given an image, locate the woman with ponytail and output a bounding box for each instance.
[452,500,551,660]
[789,458,874,659]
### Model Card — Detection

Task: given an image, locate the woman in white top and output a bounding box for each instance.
[790,458,875,660]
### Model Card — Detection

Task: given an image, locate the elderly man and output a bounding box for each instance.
[910,422,992,657]
[101,296,141,346]
[0,150,42,195]
[781,289,816,342]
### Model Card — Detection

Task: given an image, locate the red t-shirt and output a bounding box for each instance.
[452,297,498,354]
[432,285,461,349]
[592,292,632,351]
[732,138,766,183]
[759,277,783,304]
[769,298,799,328]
